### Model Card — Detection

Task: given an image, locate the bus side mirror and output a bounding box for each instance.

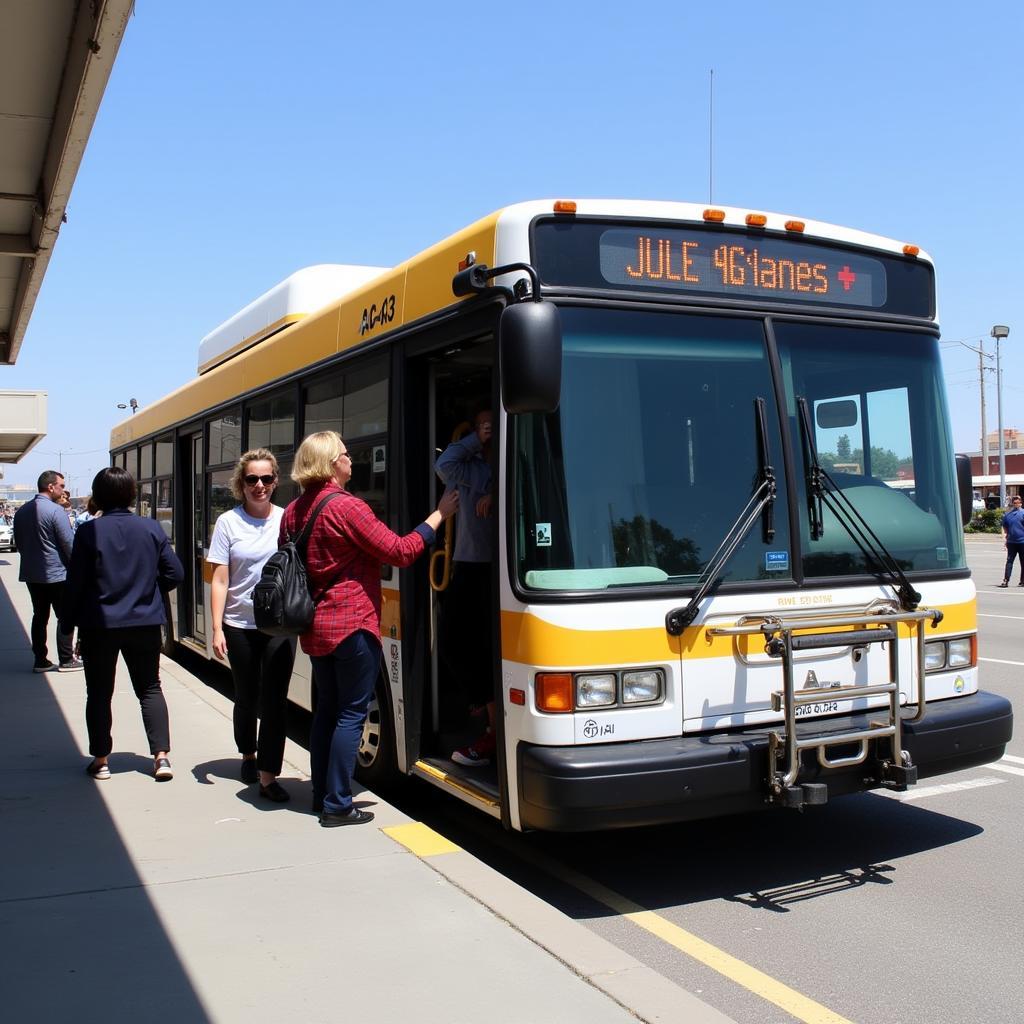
[955,453,973,526]
[499,301,562,414]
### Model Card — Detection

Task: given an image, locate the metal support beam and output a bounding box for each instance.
[0,234,37,258]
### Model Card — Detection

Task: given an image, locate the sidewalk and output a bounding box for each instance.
[0,554,734,1024]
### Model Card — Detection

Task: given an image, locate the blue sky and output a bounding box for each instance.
[4,1,1022,491]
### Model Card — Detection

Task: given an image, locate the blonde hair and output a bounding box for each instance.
[293,431,344,488]
[230,448,279,500]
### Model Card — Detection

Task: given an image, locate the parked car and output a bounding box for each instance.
[0,522,14,551]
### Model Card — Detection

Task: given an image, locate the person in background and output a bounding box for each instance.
[12,470,82,673]
[435,407,496,767]
[282,431,457,827]
[208,448,295,802]
[57,490,76,528]
[60,467,184,781]
[75,496,96,528]
[998,494,1024,587]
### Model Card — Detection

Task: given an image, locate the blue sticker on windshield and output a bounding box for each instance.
[765,551,789,572]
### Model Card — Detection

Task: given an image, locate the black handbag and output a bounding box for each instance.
[252,492,342,636]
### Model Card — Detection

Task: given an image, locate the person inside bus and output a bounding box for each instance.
[435,407,496,768]
[282,431,457,827]
[998,493,1024,587]
[60,466,184,781]
[208,448,295,802]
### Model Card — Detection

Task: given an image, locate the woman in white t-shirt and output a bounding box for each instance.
[208,448,295,802]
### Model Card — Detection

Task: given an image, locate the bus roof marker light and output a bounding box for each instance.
[785,220,806,233]
[458,251,477,271]
[553,200,577,214]
[903,244,920,257]
[703,208,726,222]
[745,213,768,227]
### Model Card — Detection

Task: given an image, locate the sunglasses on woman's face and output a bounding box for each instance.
[244,474,276,486]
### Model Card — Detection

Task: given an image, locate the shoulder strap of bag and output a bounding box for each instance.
[291,491,343,552]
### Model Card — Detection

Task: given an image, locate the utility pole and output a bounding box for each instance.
[978,340,988,476]
[960,338,993,487]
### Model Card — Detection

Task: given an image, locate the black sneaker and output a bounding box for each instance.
[240,759,259,784]
[320,808,374,828]
[33,660,56,673]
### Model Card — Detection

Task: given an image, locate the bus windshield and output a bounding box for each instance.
[514,308,791,591]
[513,308,965,592]
[775,321,965,578]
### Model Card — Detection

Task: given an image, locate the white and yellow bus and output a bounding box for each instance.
[111,199,1012,831]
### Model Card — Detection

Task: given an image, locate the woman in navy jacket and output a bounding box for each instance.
[61,467,184,781]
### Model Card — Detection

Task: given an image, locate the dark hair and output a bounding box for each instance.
[91,466,137,512]
[37,470,63,492]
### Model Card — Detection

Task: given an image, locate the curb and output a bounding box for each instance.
[384,823,737,1024]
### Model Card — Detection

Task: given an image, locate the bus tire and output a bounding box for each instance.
[355,675,397,788]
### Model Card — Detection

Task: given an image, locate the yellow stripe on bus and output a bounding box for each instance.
[500,600,976,667]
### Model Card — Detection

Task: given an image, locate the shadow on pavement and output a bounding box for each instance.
[390,755,985,924]
[0,571,211,1022]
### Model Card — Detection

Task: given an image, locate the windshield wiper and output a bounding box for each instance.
[665,398,776,636]
[796,397,921,611]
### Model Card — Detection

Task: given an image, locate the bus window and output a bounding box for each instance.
[207,411,241,466]
[156,478,173,539]
[776,322,964,575]
[515,308,789,590]
[206,468,234,544]
[248,391,296,454]
[155,436,173,476]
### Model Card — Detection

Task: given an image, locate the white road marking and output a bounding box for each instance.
[978,613,1024,620]
[1001,754,1024,766]
[979,657,1024,666]
[872,777,1004,802]
[986,762,1024,778]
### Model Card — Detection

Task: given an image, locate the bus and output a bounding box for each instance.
[110,199,1013,831]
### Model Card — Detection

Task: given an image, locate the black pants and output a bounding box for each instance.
[26,581,74,665]
[83,625,169,757]
[441,562,494,706]
[223,625,295,775]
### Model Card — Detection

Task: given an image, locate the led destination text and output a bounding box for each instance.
[598,227,887,308]
[626,235,830,295]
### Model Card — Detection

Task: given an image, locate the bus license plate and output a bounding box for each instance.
[794,699,842,718]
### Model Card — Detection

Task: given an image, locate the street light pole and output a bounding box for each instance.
[991,325,1010,506]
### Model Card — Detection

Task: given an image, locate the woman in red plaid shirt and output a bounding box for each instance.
[282,431,457,827]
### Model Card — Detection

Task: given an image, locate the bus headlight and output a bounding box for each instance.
[924,641,946,671]
[622,669,663,704]
[576,673,617,708]
[947,638,973,668]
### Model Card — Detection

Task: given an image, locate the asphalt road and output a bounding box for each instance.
[391,534,1022,1024]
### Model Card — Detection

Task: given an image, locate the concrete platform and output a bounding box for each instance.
[0,552,734,1024]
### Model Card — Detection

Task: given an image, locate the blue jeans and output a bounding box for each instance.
[310,630,380,814]
[1004,542,1024,584]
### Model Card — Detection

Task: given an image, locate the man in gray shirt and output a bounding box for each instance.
[13,470,82,672]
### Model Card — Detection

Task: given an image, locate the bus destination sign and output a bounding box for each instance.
[599,228,886,308]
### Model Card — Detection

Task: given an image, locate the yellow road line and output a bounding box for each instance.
[387,815,853,1024]
[382,821,461,857]
[537,856,854,1024]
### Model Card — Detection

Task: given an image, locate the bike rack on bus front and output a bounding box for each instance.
[707,606,942,810]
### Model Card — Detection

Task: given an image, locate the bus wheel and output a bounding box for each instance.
[355,678,396,787]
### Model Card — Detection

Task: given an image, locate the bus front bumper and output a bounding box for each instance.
[516,690,1013,832]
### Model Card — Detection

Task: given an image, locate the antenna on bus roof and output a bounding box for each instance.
[708,68,714,205]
